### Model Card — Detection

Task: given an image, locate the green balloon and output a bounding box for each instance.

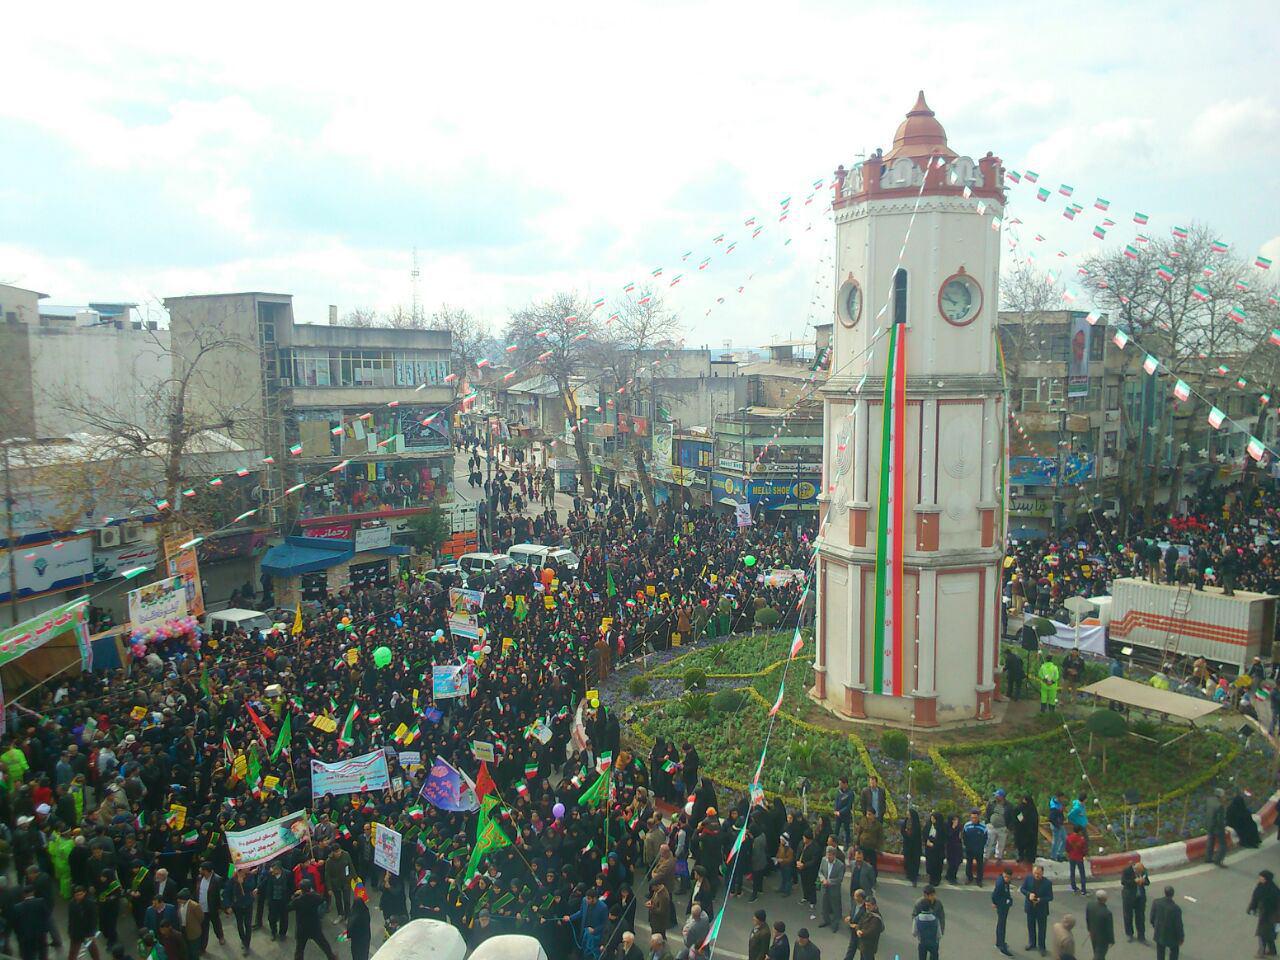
[744,555,757,567]
[373,646,393,669]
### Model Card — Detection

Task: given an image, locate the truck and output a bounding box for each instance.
[1107,576,1277,672]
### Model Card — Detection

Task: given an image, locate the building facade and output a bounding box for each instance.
[815,93,1006,726]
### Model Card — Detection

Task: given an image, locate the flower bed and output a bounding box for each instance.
[649,630,804,678]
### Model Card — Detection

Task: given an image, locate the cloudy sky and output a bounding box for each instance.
[3,1,1277,347]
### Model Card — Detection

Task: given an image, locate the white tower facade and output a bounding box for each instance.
[814,93,1007,726]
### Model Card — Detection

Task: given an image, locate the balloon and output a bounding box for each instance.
[482,644,492,655]
[552,803,566,820]
[372,646,393,669]
[744,555,757,567]
[341,616,351,625]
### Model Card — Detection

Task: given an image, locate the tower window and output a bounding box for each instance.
[892,268,908,325]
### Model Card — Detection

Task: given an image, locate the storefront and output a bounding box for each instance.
[260,535,408,607]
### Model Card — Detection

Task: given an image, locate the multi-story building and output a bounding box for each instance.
[165,293,455,600]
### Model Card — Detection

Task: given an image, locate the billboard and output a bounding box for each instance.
[1068,313,1091,398]
[164,534,205,619]
[1009,454,1095,487]
[746,477,820,509]
[651,422,674,481]
[0,537,94,603]
[128,575,188,632]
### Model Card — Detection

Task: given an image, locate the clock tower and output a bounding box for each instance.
[814,92,1007,726]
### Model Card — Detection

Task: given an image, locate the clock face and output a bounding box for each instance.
[839,280,862,327]
[939,273,981,325]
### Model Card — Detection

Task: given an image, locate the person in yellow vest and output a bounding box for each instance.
[1039,658,1061,713]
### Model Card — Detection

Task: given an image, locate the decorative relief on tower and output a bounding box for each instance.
[940,423,979,480]
[947,156,981,188]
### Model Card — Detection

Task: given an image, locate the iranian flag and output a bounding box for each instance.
[637,295,652,305]
[1248,437,1267,461]
[1173,380,1191,402]
[650,267,663,277]
[337,702,360,749]
[182,488,195,498]
[1229,305,1247,323]
[1123,245,1140,260]
[1155,264,1174,282]
[1024,170,1039,183]
[285,482,306,495]
[1092,226,1107,239]
[1172,225,1188,239]
[1270,330,1280,347]
[1143,355,1159,375]
[208,477,223,487]
[623,281,635,292]
[1134,212,1149,225]
[1210,240,1229,253]
[1112,330,1130,350]
[524,762,539,779]
[768,684,784,716]
[591,297,605,310]
[1257,256,1273,270]
[1215,365,1230,376]
[1062,207,1076,221]
[1208,407,1226,429]
[789,622,805,659]
[154,498,170,511]
[872,314,907,698]
[1059,184,1074,196]
[1085,310,1101,325]
[1237,377,1249,389]
[1262,394,1272,405]
[662,759,678,774]
[1236,279,1251,292]
[330,425,344,436]
[1192,284,1210,301]
[1094,197,1110,210]
[1006,170,1022,183]
[1035,187,1050,202]
[669,274,683,287]
[698,258,711,270]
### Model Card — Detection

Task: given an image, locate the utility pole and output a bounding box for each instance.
[484,415,494,551]
[1054,402,1067,533]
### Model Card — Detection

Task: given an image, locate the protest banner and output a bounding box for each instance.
[447,612,482,641]
[448,587,484,613]
[432,665,470,699]
[310,750,391,798]
[372,822,402,875]
[226,810,310,870]
[419,756,479,812]
[470,740,495,763]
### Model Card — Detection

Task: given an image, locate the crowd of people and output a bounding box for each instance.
[0,468,814,960]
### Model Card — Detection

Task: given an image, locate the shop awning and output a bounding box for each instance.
[261,537,352,576]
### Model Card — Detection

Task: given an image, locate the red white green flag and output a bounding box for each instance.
[1210,240,1229,253]
[1024,170,1039,183]
[1123,245,1140,260]
[1228,305,1247,323]
[1236,279,1251,292]
[1035,187,1050,202]
[1257,256,1273,270]
[1248,437,1266,461]
[1192,284,1210,302]
[1208,407,1226,429]
[1059,184,1074,196]
[337,702,360,749]
[1173,380,1191,402]
[1092,226,1107,239]
[1172,225,1188,239]
[1006,170,1022,183]
[1112,330,1130,350]
[1237,377,1249,389]
[1094,197,1110,210]
[768,684,784,716]
[1269,330,1280,347]
[1143,355,1159,375]
[872,318,907,698]
[1133,212,1149,225]
[1155,264,1174,282]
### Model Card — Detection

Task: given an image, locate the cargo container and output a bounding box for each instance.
[1108,577,1276,671]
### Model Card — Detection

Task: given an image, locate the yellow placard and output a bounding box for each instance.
[232,756,248,779]
[585,689,598,704]
[543,596,555,610]
[130,706,147,721]
[600,618,613,631]
[671,634,682,647]
[263,776,280,791]
[502,637,515,653]
[551,578,560,589]
[645,585,656,597]
[346,648,359,665]
[660,592,669,601]
[710,574,717,584]
[168,803,187,830]
[393,722,409,741]
[312,715,338,733]
[412,689,419,710]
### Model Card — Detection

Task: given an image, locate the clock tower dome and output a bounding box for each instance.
[814,93,1007,726]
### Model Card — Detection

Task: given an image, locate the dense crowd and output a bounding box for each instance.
[0,479,812,960]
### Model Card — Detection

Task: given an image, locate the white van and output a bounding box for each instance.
[469,935,549,960]
[507,544,580,572]
[457,552,511,582]
[204,608,274,636]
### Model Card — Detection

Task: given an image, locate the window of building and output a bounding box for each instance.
[1103,430,1118,457]
[1088,330,1105,361]
[892,269,908,325]
[1105,384,1120,410]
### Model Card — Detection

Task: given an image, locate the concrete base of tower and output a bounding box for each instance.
[813,665,827,699]
[842,685,866,719]
[808,687,1000,729]
[975,685,995,720]
[912,695,938,727]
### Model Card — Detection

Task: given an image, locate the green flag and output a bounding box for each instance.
[463,796,511,881]
[246,746,262,787]
[271,714,292,762]
[577,770,610,808]
[606,568,617,598]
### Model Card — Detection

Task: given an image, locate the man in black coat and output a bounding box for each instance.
[1149,886,1184,960]
[67,886,101,960]
[1085,890,1115,960]
[11,885,48,960]
[291,879,337,960]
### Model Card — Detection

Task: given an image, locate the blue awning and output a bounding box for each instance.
[261,537,352,576]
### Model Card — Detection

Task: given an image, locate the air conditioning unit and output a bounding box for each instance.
[97,527,121,549]
[121,523,144,544]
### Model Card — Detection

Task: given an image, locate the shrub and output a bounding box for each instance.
[907,760,936,794]
[627,676,651,699]
[680,692,712,719]
[754,607,781,628]
[881,729,910,760]
[1130,718,1161,741]
[711,689,747,714]
[1085,708,1128,738]
[683,667,708,691]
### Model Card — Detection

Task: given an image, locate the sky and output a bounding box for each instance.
[2,0,1278,348]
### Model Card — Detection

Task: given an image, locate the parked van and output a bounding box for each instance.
[457,552,511,584]
[507,543,580,572]
[204,608,273,636]
[469,935,549,960]
[371,919,466,960]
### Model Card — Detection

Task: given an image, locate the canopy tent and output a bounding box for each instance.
[1044,618,1107,657]
[0,596,101,701]
[1079,676,1223,725]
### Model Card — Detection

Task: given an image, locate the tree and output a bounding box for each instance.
[998,259,1067,376]
[52,314,264,542]
[430,305,495,386]
[1080,224,1279,526]
[505,293,599,497]
[592,287,682,513]
[403,504,450,557]
[342,308,382,328]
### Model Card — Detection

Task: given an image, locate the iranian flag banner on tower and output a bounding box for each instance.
[872,316,907,698]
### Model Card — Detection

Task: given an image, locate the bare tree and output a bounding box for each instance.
[506,293,599,497]
[998,260,1066,379]
[429,305,495,385]
[342,308,382,328]
[1080,223,1279,524]
[593,287,682,513]
[53,318,263,541]
[385,305,427,330]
